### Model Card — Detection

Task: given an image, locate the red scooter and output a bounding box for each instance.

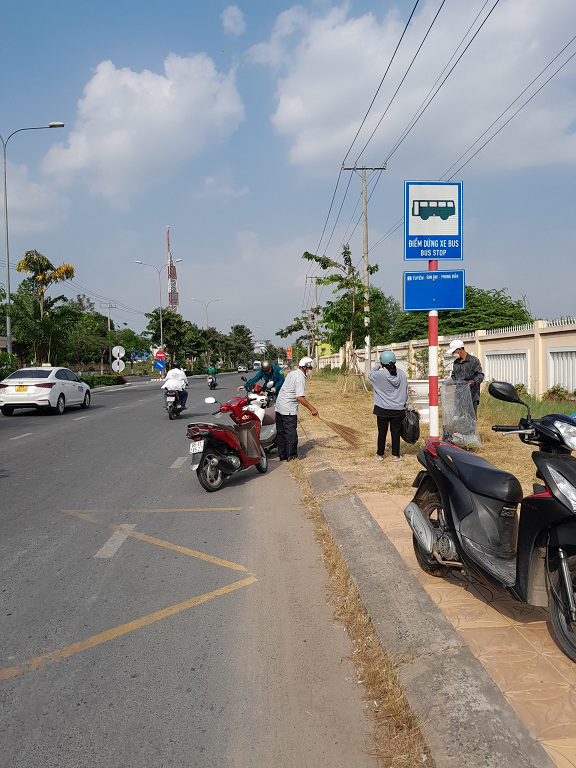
[187,394,268,492]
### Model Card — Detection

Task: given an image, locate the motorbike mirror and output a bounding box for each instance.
[488,381,521,404]
[266,380,274,388]
[205,397,216,404]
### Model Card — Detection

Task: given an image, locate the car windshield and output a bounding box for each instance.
[6,369,52,379]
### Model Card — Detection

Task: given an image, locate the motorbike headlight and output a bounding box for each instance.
[554,420,576,451]
[548,466,576,513]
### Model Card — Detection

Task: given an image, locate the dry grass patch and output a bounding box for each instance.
[301,373,549,495]
[289,459,431,767]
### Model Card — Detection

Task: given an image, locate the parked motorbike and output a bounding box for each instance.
[240,376,277,453]
[166,389,183,420]
[207,375,217,390]
[187,393,268,492]
[405,380,576,661]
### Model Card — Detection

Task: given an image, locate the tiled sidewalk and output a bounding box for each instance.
[359,492,576,768]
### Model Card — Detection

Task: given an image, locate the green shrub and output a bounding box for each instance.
[514,383,529,398]
[542,384,569,402]
[82,374,126,388]
[0,352,18,381]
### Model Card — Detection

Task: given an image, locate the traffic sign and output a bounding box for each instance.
[404,181,463,260]
[155,350,166,360]
[112,345,125,358]
[403,270,465,311]
[155,360,166,370]
[112,358,126,373]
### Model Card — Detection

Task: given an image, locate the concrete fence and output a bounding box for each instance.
[318,318,576,398]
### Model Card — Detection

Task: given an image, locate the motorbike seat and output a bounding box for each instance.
[436,445,523,503]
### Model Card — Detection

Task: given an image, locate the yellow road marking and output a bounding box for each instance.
[0,576,256,681]
[62,508,243,513]
[62,509,247,571]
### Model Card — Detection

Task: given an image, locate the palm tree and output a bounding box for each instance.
[16,250,75,320]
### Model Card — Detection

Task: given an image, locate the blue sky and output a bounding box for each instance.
[1,0,575,342]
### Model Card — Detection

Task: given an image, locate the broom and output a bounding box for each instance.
[317,416,361,449]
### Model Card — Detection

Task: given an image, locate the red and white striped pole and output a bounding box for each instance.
[428,259,439,439]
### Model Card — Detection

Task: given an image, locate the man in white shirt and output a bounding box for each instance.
[161,361,188,409]
[275,356,318,461]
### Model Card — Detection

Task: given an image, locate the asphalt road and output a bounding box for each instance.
[0,373,375,768]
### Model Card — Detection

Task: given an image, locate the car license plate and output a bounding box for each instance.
[16,386,27,392]
[167,396,176,403]
[189,440,205,454]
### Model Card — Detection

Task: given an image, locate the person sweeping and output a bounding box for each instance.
[368,351,410,462]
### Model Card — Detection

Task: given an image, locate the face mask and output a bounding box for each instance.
[305,369,312,377]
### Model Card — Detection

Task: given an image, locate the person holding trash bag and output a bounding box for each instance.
[446,339,484,416]
[368,351,410,462]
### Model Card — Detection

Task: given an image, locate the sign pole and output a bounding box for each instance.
[428,259,439,439]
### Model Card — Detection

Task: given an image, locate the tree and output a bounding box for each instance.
[277,308,320,353]
[321,286,400,349]
[144,309,207,365]
[16,250,75,320]
[390,285,533,343]
[302,244,378,349]
[228,324,254,366]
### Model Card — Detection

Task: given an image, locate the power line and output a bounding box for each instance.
[354,0,447,164]
[342,0,422,165]
[384,0,500,164]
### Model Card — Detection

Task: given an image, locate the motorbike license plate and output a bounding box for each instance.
[166,397,176,403]
[189,440,205,454]
[16,386,27,392]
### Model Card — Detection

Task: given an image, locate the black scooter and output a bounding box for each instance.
[405,381,576,661]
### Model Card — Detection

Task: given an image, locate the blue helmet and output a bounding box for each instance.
[380,351,396,365]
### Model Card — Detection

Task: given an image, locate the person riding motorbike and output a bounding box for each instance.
[161,361,188,409]
[239,360,283,394]
[207,363,218,385]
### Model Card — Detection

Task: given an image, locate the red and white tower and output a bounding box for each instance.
[166,226,179,313]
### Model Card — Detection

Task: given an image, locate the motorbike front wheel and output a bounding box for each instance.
[412,490,452,578]
[197,454,224,492]
[255,448,268,474]
[549,552,576,662]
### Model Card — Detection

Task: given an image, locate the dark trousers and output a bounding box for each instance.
[277,413,298,460]
[376,409,404,456]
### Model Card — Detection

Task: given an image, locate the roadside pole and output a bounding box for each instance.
[428,261,439,439]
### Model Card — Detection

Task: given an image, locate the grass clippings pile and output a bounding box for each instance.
[288,459,431,767]
[300,370,576,496]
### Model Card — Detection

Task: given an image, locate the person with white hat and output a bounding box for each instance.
[274,356,319,461]
[446,339,484,414]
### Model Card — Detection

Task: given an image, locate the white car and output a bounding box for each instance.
[237,365,248,372]
[0,367,91,416]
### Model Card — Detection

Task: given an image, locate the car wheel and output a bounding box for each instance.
[1,406,14,416]
[80,391,91,409]
[53,394,65,415]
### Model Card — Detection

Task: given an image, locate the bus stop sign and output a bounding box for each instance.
[404,181,463,261]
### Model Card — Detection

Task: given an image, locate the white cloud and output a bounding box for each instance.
[250,1,576,177]
[197,171,248,199]
[221,5,246,37]
[42,53,245,208]
[6,161,69,235]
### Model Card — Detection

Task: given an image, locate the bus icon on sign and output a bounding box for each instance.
[412,200,455,221]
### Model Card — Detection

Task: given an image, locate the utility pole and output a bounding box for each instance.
[343,164,386,375]
[100,302,116,373]
[306,275,320,369]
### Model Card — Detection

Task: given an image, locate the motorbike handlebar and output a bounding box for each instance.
[492,425,519,432]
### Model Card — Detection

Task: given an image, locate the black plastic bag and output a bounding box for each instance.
[401,409,420,444]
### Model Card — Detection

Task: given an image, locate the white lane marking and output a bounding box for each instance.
[93,524,136,559]
[112,406,121,409]
[170,457,188,469]
[73,416,88,421]
[9,433,33,441]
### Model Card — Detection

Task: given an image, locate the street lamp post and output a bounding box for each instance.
[1,122,64,354]
[136,259,182,366]
[190,297,222,330]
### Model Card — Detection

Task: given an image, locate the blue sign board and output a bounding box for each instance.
[404,181,463,260]
[403,270,465,311]
[155,360,166,370]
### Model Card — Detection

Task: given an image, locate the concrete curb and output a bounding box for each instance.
[308,469,555,768]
